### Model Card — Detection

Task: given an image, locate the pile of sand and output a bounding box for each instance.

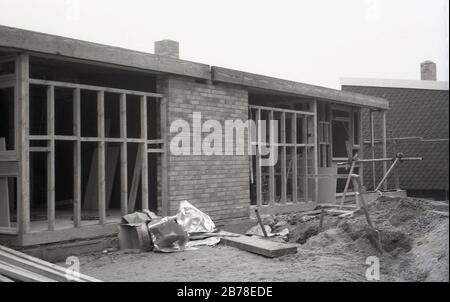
[272,197,449,281]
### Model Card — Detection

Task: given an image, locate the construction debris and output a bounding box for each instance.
[0,244,101,282]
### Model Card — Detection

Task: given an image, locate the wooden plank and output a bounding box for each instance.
[251,201,317,216]
[213,67,389,110]
[16,53,30,234]
[291,113,298,203]
[120,94,128,216]
[29,78,163,99]
[0,139,10,228]
[221,235,298,258]
[0,26,210,80]
[381,110,387,191]
[47,85,55,231]
[280,112,286,204]
[128,144,142,212]
[268,110,275,205]
[255,109,262,206]
[370,110,376,189]
[97,91,106,224]
[73,88,81,227]
[0,273,14,282]
[0,244,101,282]
[312,100,319,202]
[140,96,148,210]
[0,250,80,282]
[0,259,56,282]
[160,97,169,216]
[303,117,308,202]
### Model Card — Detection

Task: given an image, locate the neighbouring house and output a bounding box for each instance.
[0,25,388,247]
[341,61,449,200]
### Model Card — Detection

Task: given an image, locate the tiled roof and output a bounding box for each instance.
[343,85,449,191]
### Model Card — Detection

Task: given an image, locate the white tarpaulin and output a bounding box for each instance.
[175,200,216,234]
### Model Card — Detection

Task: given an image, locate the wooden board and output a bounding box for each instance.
[221,235,298,258]
[0,260,56,282]
[0,244,101,282]
[0,138,10,227]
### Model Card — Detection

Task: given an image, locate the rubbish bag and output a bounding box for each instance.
[175,200,215,234]
[147,216,188,253]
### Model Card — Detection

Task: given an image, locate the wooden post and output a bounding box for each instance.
[381,110,387,191]
[303,116,308,202]
[291,113,297,203]
[280,112,286,204]
[97,91,106,224]
[16,53,30,235]
[268,110,275,204]
[370,110,376,190]
[119,94,128,216]
[0,138,10,228]
[46,85,55,231]
[392,139,400,190]
[312,100,319,202]
[73,88,81,227]
[256,109,262,206]
[140,96,149,210]
[160,97,169,216]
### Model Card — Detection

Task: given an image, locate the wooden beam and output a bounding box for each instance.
[160,97,169,216]
[268,110,275,205]
[0,139,10,228]
[213,67,389,110]
[0,260,56,282]
[280,112,286,204]
[370,110,376,189]
[73,88,81,227]
[381,110,387,191]
[16,53,30,234]
[303,117,308,202]
[256,109,262,206]
[29,78,163,99]
[291,113,298,203]
[97,91,106,224]
[119,94,128,216]
[312,100,319,202]
[140,96,149,210]
[46,85,55,231]
[0,26,210,80]
[0,244,101,282]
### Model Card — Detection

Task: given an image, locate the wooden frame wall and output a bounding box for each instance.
[18,74,166,234]
[249,104,317,213]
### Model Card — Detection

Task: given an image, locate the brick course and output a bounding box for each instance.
[159,76,250,221]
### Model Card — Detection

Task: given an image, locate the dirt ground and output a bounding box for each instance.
[75,197,449,282]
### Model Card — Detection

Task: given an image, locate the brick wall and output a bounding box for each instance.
[159,76,250,221]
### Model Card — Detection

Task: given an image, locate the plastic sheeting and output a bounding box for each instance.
[175,200,216,234]
[147,217,188,253]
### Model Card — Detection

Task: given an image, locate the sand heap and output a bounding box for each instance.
[272,196,449,282]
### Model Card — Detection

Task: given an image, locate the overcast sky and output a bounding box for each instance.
[0,0,448,89]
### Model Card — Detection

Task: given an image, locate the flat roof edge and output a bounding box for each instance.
[341,77,450,91]
[0,25,210,80]
[213,66,389,110]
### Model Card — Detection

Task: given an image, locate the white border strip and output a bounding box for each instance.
[340,77,449,91]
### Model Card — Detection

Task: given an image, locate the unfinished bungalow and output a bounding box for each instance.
[0,25,389,247]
